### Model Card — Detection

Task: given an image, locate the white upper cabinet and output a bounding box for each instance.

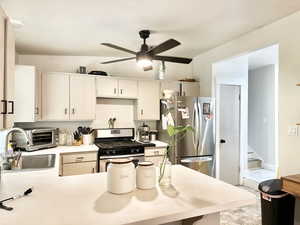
[0,9,5,129]
[15,65,41,122]
[96,78,118,97]
[118,79,138,98]
[96,77,138,99]
[42,73,95,121]
[160,80,180,98]
[70,75,95,121]
[4,18,15,128]
[180,82,200,96]
[42,72,70,121]
[136,80,160,121]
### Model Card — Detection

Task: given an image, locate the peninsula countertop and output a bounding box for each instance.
[0,165,256,225]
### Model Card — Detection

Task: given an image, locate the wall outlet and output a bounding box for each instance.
[288,126,298,136]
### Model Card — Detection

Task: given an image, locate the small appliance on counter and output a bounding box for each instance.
[107,158,136,194]
[137,122,150,143]
[12,128,57,151]
[95,128,155,172]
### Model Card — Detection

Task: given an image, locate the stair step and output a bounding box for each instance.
[248,158,262,169]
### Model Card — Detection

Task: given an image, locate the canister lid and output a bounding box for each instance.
[138,161,154,166]
[110,158,132,164]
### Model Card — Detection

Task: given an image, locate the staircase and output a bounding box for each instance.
[247,149,263,169]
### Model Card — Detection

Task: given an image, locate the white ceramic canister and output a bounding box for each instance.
[136,161,156,189]
[82,134,94,145]
[107,158,136,194]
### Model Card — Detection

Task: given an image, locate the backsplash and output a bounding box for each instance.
[14,98,157,137]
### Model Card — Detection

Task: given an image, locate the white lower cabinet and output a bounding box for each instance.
[60,152,97,176]
[42,73,95,121]
[144,147,167,167]
[136,80,160,120]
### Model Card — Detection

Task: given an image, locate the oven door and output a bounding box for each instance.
[99,154,144,172]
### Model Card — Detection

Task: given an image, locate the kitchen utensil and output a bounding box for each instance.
[107,158,136,194]
[136,161,156,189]
[0,187,33,211]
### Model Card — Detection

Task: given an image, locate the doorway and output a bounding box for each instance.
[218,85,241,185]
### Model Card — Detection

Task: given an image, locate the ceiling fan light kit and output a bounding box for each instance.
[100,30,192,71]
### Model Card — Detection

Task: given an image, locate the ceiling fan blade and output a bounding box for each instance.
[101,43,137,55]
[143,65,153,71]
[153,55,192,64]
[147,39,180,55]
[101,57,136,64]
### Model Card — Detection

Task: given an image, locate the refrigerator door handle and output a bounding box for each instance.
[192,99,200,153]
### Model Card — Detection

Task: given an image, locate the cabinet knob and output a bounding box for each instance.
[35,107,39,115]
[120,89,123,94]
[8,101,14,114]
[64,108,68,115]
[114,88,117,94]
[72,108,75,114]
[141,109,143,115]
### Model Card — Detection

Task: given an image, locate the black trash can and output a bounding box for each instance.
[259,179,295,225]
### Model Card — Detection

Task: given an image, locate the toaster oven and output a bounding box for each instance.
[13,128,57,151]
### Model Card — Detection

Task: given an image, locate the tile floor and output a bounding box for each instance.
[244,169,276,183]
[221,186,261,225]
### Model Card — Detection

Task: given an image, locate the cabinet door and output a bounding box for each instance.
[42,73,70,121]
[181,82,200,97]
[160,80,180,98]
[62,161,97,176]
[70,75,95,121]
[137,80,160,120]
[4,19,15,128]
[96,77,118,97]
[0,9,5,129]
[145,156,164,167]
[15,65,37,122]
[118,79,138,98]
[35,71,42,121]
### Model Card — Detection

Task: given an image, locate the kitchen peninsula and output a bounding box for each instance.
[0,165,255,225]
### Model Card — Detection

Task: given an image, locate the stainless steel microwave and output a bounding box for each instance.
[12,128,57,151]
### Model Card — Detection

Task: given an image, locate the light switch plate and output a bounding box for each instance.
[288,126,298,136]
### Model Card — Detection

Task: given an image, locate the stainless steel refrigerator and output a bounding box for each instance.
[157,96,215,177]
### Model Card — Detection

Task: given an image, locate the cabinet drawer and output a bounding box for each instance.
[62,161,96,176]
[62,152,97,164]
[145,156,164,167]
[145,147,166,156]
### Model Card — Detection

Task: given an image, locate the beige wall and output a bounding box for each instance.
[17,54,194,80]
[192,11,300,178]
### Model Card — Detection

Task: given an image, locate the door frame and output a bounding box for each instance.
[216,84,241,184]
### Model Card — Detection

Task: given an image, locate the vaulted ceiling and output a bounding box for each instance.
[1,0,300,57]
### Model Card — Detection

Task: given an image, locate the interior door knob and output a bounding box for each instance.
[220,139,226,144]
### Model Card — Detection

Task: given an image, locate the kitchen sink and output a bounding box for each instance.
[19,154,56,169]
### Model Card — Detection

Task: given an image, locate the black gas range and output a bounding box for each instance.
[95,128,155,172]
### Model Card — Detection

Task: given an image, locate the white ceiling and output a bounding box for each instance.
[1,0,300,57]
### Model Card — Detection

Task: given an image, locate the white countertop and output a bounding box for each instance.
[5,140,168,176]
[0,165,255,225]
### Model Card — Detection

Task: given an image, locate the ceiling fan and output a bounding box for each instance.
[100,30,192,71]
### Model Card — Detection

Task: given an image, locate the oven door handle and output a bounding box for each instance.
[99,154,145,160]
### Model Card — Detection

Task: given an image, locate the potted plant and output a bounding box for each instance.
[159,124,194,186]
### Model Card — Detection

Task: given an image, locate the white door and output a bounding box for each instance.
[0,10,5,129]
[219,85,240,185]
[69,75,95,121]
[137,80,160,120]
[42,73,70,121]
[118,79,138,98]
[96,77,118,97]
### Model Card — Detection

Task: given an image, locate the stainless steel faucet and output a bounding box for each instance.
[1,128,32,155]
